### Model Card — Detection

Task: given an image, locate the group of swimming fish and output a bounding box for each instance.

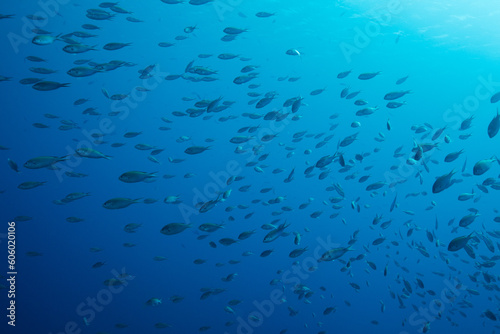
[2,1,500,333]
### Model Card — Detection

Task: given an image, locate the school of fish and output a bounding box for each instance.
[2,1,500,333]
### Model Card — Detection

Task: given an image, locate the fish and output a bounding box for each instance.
[396,75,409,84]
[18,181,47,190]
[448,233,474,251]
[319,246,353,262]
[473,158,498,175]
[263,222,290,243]
[285,49,301,56]
[63,44,97,53]
[358,72,380,80]
[384,91,411,100]
[459,213,480,227]
[5,3,500,333]
[24,156,68,169]
[32,34,61,45]
[185,146,211,155]
[337,70,352,78]
[256,12,275,17]
[7,158,20,173]
[103,42,132,50]
[32,81,70,91]
[487,108,500,138]
[119,171,157,183]
[67,66,102,77]
[444,150,464,162]
[432,170,456,193]
[491,92,500,104]
[160,223,192,235]
[76,148,112,159]
[102,197,142,209]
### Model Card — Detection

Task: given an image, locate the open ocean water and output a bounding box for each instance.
[1,0,500,333]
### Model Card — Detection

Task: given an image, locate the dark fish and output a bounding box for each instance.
[256,12,275,17]
[491,92,500,104]
[487,108,500,138]
[337,70,351,79]
[448,233,474,251]
[396,75,409,85]
[103,42,132,50]
[432,170,456,193]
[32,81,70,91]
[384,91,411,100]
[358,72,380,80]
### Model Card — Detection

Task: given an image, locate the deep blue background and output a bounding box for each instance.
[1,1,499,333]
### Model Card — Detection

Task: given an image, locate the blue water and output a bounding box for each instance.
[1,1,500,333]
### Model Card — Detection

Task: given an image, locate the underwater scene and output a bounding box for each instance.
[1,0,500,333]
